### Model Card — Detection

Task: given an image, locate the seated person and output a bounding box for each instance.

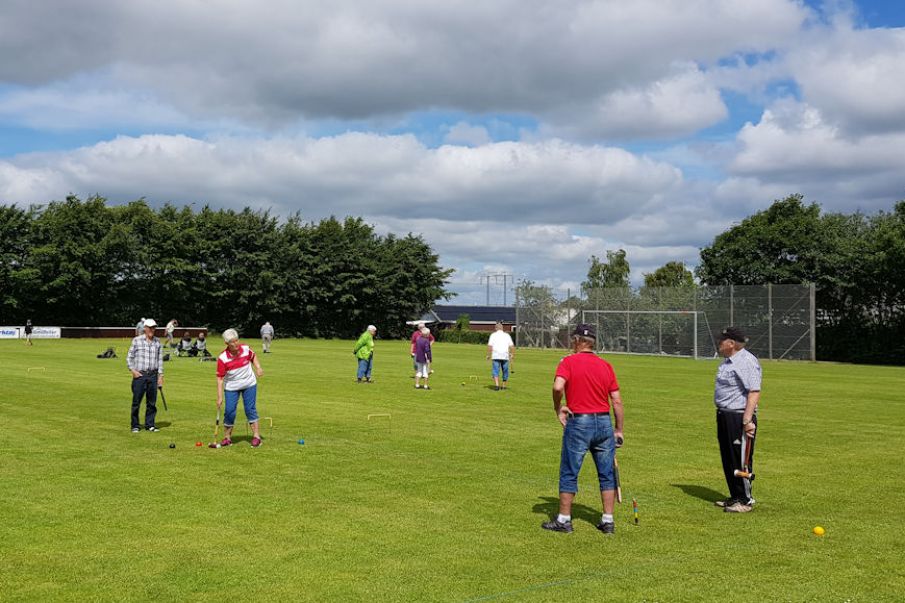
[178,332,195,356]
[194,331,212,358]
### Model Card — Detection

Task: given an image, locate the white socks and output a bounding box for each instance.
[601,513,613,524]
[557,514,571,523]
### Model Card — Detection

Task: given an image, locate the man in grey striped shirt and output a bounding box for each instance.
[127,318,164,433]
[713,326,761,513]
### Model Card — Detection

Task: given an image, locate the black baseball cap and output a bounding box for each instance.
[572,323,597,339]
[718,326,747,343]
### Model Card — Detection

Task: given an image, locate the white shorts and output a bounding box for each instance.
[415,361,430,378]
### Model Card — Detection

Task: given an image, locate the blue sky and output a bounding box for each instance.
[2,0,904,304]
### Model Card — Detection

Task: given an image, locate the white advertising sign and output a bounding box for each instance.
[0,327,20,339]
[31,326,62,339]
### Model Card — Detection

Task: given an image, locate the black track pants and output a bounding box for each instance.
[716,409,756,503]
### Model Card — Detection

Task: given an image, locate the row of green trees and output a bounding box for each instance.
[697,195,905,363]
[0,196,452,338]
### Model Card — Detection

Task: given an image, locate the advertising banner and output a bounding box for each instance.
[0,326,20,339]
[31,326,62,339]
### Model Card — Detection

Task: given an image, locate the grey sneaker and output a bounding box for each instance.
[131,427,140,433]
[724,502,753,513]
[596,522,615,534]
[714,498,736,508]
[541,519,574,533]
[146,426,160,432]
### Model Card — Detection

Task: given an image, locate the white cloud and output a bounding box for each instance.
[789,19,905,134]
[727,99,905,211]
[0,133,684,224]
[543,64,728,140]
[0,0,809,129]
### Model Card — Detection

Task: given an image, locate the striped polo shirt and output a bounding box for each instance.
[714,348,762,411]
[217,343,257,391]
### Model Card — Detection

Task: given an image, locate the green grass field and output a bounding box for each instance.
[2,338,904,602]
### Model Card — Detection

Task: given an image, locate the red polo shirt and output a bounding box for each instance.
[554,352,619,413]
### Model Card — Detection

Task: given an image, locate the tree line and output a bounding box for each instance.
[575,194,905,364]
[0,196,452,339]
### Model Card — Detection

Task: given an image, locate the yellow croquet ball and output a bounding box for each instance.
[813,526,825,536]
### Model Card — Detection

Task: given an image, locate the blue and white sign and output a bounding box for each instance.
[0,327,21,339]
[32,326,61,339]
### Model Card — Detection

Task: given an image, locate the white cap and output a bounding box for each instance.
[143,318,158,328]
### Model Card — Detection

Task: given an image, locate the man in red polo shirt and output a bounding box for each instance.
[542,323,625,535]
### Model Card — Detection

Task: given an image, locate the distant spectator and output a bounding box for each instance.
[178,332,194,356]
[126,318,164,433]
[486,322,515,390]
[414,327,433,390]
[24,319,33,346]
[260,321,275,353]
[165,319,178,347]
[195,331,210,357]
[135,317,145,336]
[353,325,377,383]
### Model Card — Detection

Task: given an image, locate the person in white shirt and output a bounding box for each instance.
[165,318,178,347]
[486,322,515,391]
[260,321,275,353]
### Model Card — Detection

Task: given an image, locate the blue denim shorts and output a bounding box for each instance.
[224,385,259,426]
[558,413,616,493]
[491,359,509,380]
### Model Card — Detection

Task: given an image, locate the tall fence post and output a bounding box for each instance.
[693,311,699,360]
[515,286,520,348]
[730,285,734,326]
[768,283,773,360]
[810,282,816,362]
[626,289,631,354]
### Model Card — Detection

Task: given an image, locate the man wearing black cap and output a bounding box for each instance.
[542,323,624,535]
[713,326,762,513]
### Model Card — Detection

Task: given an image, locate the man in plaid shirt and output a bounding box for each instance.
[127,318,164,433]
[713,326,762,513]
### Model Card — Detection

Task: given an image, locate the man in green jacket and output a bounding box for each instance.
[354,325,377,382]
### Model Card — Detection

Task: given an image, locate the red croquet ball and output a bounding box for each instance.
[195,441,203,447]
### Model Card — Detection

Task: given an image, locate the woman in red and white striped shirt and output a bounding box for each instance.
[216,328,264,447]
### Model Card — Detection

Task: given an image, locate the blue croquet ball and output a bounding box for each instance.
[297,439,305,445]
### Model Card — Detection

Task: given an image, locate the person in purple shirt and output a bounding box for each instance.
[414,327,433,390]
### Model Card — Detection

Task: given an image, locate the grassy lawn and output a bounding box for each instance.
[1,337,903,602]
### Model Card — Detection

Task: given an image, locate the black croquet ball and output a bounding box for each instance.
[169,443,176,449]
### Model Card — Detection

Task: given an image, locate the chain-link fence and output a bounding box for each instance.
[515,283,815,360]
